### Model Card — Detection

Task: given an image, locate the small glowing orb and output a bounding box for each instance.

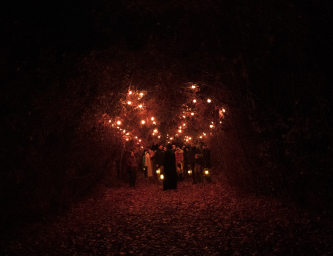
[183,123,186,126]
[158,135,161,138]
[210,125,213,128]
[127,101,131,105]
[153,129,158,133]
[207,99,211,103]
[126,138,129,141]
[151,117,154,121]
[191,112,194,116]
[205,170,209,175]
[189,137,192,140]
[139,139,141,142]
[140,92,143,96]
[222,108,226,113]
[135,136,138,139]
[160,174,164,180]
[200,136,202,139]
[117,121,121,125]
[109,120,111,123]
[191,85,196,89]
[193,99,197,103]
[178,130,182,133]
[156,169,160,174]
[129,91,132,95]
[188,170,192,174]
[183,115,186,118]
[152,133,155,135]
[141,120,145,124]
[170,137,173,140]
[203,133,206,136]
[138,104,143,108]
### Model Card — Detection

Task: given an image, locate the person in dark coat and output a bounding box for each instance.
[126,151,137,187]
[183,146,190,179]
[162,144,178,190]
[152,144,165,179]
[202,144,211,169]
[189,144,197,184]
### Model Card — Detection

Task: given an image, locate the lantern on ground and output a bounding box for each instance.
[188,170,192,175]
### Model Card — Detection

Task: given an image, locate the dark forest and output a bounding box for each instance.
[1,0,333,254]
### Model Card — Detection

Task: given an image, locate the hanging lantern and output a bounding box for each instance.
[141,120,145,124]
[156,168,160,174]
[188,170,192,174]
[207,99,211,103]
[193,99,197,103]
[151,117,155,121]
[129,91,133,95]
[117,121,121,125]
[204,168,209,175]
[160,174,164,180]
[127,101,132,105]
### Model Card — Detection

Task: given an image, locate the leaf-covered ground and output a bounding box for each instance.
[3,174,333,255]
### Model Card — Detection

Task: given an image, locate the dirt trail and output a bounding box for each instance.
[3,175,333,255]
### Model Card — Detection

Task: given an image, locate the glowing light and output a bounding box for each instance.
[160,174,164,180]
[220,121,222,124]
[127,101,131,105]
[117,121,121,125]
[139,139,141,142]
[222,108,226,113]
[183,123,186,126]
[153,129,158,133]
[109,120,111,123]
[183,115,186,118]
[186,139,189,141]
[200,136,202,139]
[191,112,194,116]
[179,126,182,129]
[203,133,206,136]
[156,169,160,174]
[141,120,145,124]
[152,133,155,135]
[210,125,213,128]
[141,146,143,149]
[140,92,143,97]
[193,99,197,103]
[129,91,132,95]
[189,137,192,140]
[204,169,209,175]
[170,137,173,140]
[176,134,179,136]
[138,104,143,108]
[153,121,156,125]
[188,170,192,174]
[158,135,161,138]
[117,127,119,129]
[207,99,211,103]
[126,138,129,141]
[126,132,129,135]
[151,117,154,121]
[178,130,182,133]
[123,130,126,133]
[135,136,138,139]
[191,85,196,89]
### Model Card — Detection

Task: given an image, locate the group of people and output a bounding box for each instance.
[126,142,211,190]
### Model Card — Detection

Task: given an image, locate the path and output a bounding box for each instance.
[3,174,333,255]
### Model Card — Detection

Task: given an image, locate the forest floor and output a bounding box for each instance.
[2,173,333,256]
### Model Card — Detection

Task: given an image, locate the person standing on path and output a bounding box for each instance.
[162,144,178,190]
[146,148,153,179]
[126,151,138,187]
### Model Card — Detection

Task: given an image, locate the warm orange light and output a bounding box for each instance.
[170,137,173,140]
[193,99,197,103]
[109,120,111,123]
[126,138,129,141]
[158,135,161,138]
[151,117,154,121]
[135,136,138,139]
[123,130,126,133]
[117,121,121,125]
[200,136,202,138]
[129,91,132,95]
[189,137,192,140]
[139,139,141,142]
[183,115,186,118]
[191,113,194,116]
[127,101,131,105]
[207,99,211,103]
[191,85,196,89]
[153,121,156,124]
[141,120,145,124]
[160,174,164,180]
[222,108,226,113]
[126,132,129,135]
[178,130,182,133]
[153,129,158,133]
[152,133,155,135]
[140,92,143,96]
[138,104,143,108]
[203,133,206,136]
[210,125,213,128]
[220,121,222,124]
[183,123,186,126]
